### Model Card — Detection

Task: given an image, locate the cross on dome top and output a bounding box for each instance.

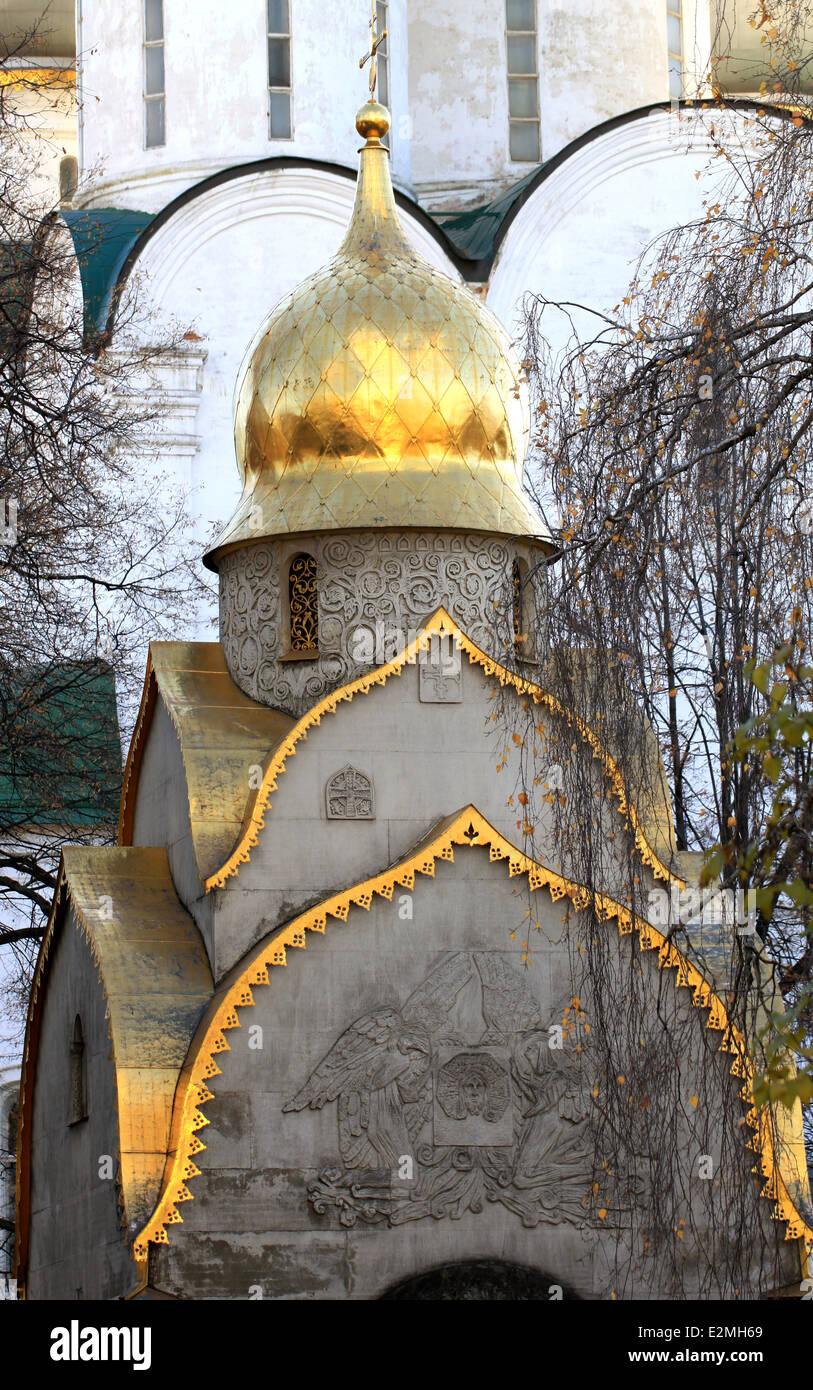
[359,0,388,101]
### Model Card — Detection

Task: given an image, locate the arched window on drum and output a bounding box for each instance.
[288,552,318,653]
[512,558,529,661]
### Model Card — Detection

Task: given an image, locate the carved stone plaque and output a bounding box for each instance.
[325,765,375,820]
[419,636,462,703]
[283,951,593,1230]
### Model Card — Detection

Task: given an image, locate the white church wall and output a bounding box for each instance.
[0,71,76,211]
[407,0,511,208]
[486,106,733,354]
[207,653,646,979]
[536,0,668,163]
[75,0,412,213]
[407,0,682,211]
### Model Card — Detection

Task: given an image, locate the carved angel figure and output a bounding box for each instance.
[283,953,473,1169]
[474,951,541,1039]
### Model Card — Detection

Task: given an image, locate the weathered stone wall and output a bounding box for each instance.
[205,643,624,980]
[25,907,134,1300]
[130,695,214,958]
[76,0,413,212]
[150,854,796,1299]
[407,0,682,210]
[218,529,548,718]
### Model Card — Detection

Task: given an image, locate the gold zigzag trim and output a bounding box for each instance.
[134,805,813,1263]
[205,607,682,892]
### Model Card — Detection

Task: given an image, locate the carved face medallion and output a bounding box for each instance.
[434,1048,513,1146]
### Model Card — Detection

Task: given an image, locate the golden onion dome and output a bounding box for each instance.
[205,100,545,567]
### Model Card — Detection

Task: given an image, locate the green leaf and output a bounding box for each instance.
[753,1073,813,1108]
[786,878,813,907]
[754,886,779,917]
[700,847,725,886]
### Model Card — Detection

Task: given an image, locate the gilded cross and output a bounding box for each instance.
[359,0,387,100]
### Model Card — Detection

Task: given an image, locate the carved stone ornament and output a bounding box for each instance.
[218,531,547,718]
[419,635,462,703]
[325,765,375,820]
[282,951,595,1230]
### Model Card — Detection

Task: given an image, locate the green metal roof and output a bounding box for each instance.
[434,167,541,261]
[0,659,122,829]
[61,208,155,337]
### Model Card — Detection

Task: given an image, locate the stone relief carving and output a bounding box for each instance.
[219,531,547,718]
[282,951,593,1229]
[419,636,462,703]
[325,765,375,820]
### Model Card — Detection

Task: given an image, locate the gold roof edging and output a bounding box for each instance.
[204,606,683,893]
[118,642,296,885]
[132,804,813,1267]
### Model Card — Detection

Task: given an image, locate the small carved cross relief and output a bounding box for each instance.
[326,764,376,820]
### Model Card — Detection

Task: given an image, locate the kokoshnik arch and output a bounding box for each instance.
[12,64,813,1296]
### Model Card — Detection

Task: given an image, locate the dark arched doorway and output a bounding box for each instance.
[380,1260,580,1300]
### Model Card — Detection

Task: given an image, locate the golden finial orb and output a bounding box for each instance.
[355,99,390,142]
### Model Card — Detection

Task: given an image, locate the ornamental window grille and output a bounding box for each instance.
[143,0,165,148]
[288,552,318,651]
[69,1014,87,1125]
[667,0,683,100]
[326,765,375,820]
[268,0,293,138]
[506,0,540,162]
[512,558,526,657]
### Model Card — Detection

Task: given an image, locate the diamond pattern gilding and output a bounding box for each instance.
[211,133,546,563]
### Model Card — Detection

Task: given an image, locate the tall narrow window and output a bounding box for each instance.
[667,0,683,100]
[143,0,165,149]
[268,0,292,139]
[506,0,540,163]
[288,553,318,651]
[512,559,525,658]
[69,1015,87,1125]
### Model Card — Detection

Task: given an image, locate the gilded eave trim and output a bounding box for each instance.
[134,805,813,1263]
[205,606,682,892]
[0,68,76,87]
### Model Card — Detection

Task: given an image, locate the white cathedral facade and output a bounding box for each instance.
[1,0,788,589]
